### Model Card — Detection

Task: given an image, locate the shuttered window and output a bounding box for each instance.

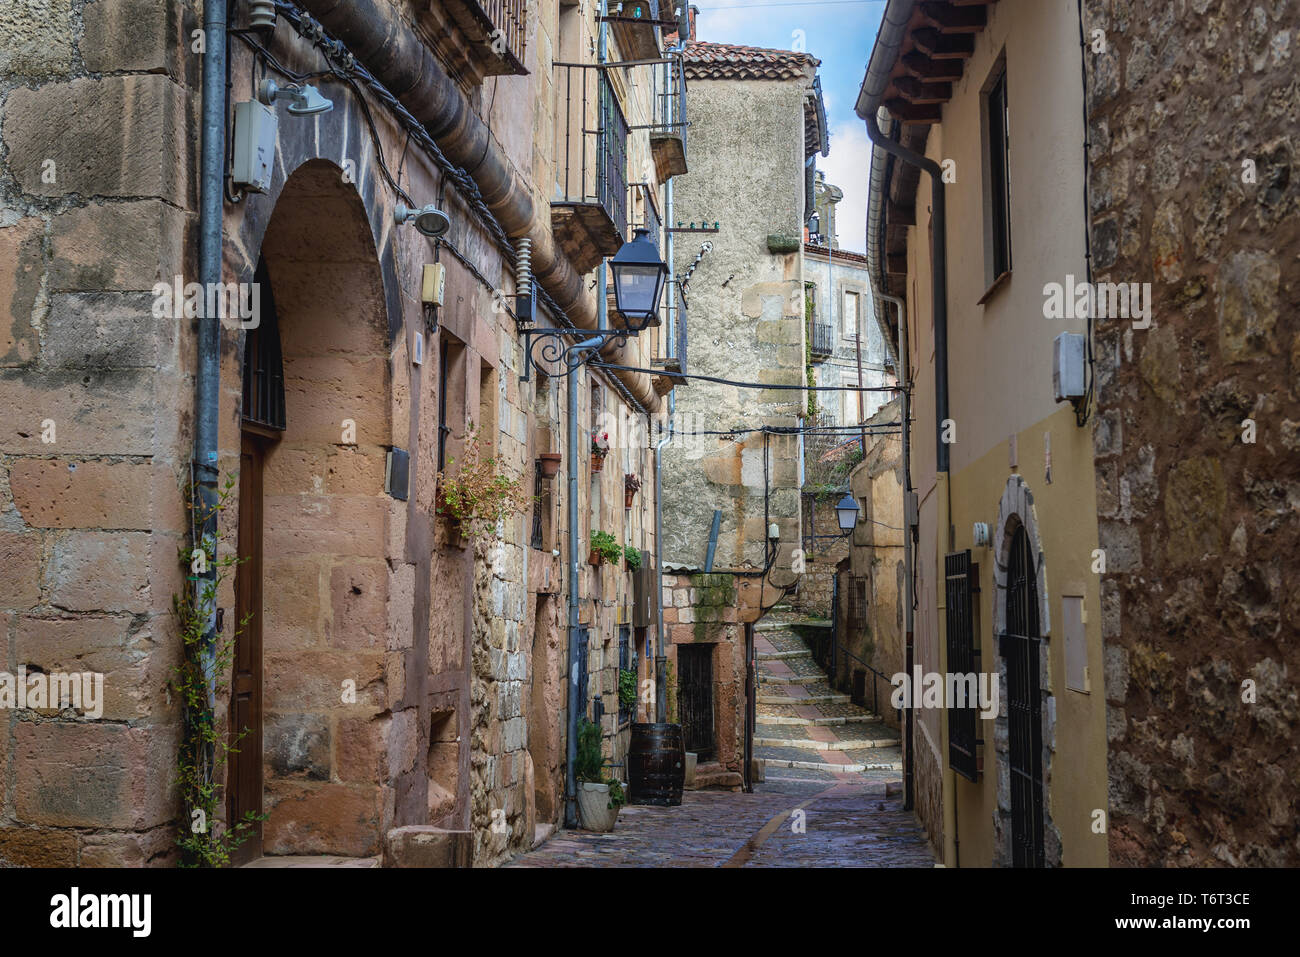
[945,550,980,782]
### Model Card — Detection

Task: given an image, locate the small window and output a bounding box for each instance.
[983,64,1012,285]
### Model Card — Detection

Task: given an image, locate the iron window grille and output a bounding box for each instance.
[945,549,981,783]
[530,463,545,550]
[618,625,633,724]
[576,626,590,722]
[1001,525,1045,867]
[241,258,285,432]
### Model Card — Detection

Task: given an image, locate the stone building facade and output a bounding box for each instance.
[0,0,683,867]
[1083,0,1300,867]
[655,29,826,778]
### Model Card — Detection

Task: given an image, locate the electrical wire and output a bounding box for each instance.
[591,361,908,393]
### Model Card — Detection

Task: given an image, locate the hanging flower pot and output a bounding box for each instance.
[623,472,641,509]
[589,548,603,566]
[591,452,606,473]
[590,429,610,473]
[538,452,562,479]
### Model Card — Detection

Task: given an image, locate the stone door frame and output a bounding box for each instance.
[990,475,1061,867]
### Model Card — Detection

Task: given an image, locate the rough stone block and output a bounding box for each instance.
[0,0,76,76]
[81,0,189,78]
[0,217,44,367]
[10,458,153,528]
[330,561,386,650]
[263,780,383,857]
[48,530,150,613]
[0,826,79,867]
[0,369,156,455]
[265,711,331,781]
[49,201,189,293]
[383,825,471,867]
[0,531,43,609]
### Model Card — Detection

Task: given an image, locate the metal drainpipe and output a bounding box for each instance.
[857,0,954,865]
[654,429,671,723]
[195,0,227,753]
[565,336,604,828]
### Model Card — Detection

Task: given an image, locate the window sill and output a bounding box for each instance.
[977,269,1012,306]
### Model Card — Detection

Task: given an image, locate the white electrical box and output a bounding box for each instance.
[232,99,277,193]
[1053,332,1086,403]
[421,263,446,306]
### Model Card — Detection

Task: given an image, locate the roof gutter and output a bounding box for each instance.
[854,0,948,474]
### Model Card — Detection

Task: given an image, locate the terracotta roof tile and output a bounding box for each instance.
[683,40,819,80]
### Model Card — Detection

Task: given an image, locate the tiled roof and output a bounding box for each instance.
[683,40,819,80]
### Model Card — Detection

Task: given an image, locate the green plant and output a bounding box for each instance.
[436,424,532,537]
[607,778,626,810]
[618,668,638,708]
[574,717,605,784]
[591,530,621,563]
[623,545,643,571]
[172,474,265,867]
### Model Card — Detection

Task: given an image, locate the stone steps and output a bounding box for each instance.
[756,650,814,661]
[752,734,900,751]
[760,756,903,773]
[755,713,883,727]
[754,673,822,685]
[755,692,850,706]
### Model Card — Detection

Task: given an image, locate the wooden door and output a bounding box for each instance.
[229,432,265,865]
[677,644,714,761]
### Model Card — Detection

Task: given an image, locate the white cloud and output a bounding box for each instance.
[820,119,870,253]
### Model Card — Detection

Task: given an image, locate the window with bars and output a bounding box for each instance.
[849,575,869,625]
[576,626,590,721]
[945,550,981,782]
[530,464,545,550]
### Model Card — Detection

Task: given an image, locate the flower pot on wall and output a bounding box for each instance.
[538,453,561,478]
[624,488,636,509]
[591,453,605,473]
[589,549,603,566]
[576,782,619,832]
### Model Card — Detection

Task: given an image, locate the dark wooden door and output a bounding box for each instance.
[229,432,265,865]
[677,644,714,760]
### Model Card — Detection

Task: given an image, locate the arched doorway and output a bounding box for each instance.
[231,159,392,862]
[1004,523,1045,868]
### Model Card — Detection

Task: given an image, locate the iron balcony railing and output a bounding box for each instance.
[652,55,688,163]
[669,279,687,374]
[809,321,835,358]
[479,0,527,63]
[554,63,629,237]
[631,182,663,249]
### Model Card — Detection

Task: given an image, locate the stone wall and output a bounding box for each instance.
[1084,0,1300,866]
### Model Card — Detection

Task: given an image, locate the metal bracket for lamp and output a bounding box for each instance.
[520,327,633,383]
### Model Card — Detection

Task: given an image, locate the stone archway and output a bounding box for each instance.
[989,475,1060,867]
[239,159,393,858]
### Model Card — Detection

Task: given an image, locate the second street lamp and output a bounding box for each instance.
[609,227,668,332]
[836,492,860,534]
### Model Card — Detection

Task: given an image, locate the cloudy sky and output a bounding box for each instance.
[692,0,886,253]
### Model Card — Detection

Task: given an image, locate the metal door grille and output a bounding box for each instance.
[576,626,590,722]
[677,644,714,760]
[945,550,979,782]
[241,258,285,432]
[618,625,632,724]
[1002,526,1044,868]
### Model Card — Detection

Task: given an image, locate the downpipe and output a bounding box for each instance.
[559,338,598,832]
[195,0,229,779]
[653,429,671,723]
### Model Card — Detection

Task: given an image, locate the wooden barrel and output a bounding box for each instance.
[627,722,685,806]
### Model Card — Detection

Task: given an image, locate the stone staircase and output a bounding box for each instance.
[753,615,902,779]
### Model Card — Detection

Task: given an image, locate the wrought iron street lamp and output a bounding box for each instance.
[519,229,669,381]
[609,227,668,332]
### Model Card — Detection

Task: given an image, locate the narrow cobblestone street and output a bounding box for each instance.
[511,619,932,867]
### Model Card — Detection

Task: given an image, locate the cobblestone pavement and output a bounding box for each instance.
[508,618,930,867]
[507,768,934,867]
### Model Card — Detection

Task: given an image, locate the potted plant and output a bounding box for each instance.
[623,472,641,509]
[590,430,610,472]
[537,452,562,479]
[574,717,623,832]
[618,668,638,714]
[590,530,620,566]
[623,545,643,572]
[436,425,534,540]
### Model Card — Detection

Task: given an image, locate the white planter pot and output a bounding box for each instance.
[684,752,698,787]
[576,782,619,832]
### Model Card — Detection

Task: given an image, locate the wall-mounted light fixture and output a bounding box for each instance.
[836,493,860,535]
[258,78,334,116]
[395,203,451,239]
[609,227,669,332]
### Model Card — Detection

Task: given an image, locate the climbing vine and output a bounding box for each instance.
[172,474,264,867]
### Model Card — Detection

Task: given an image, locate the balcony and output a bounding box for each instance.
[603,0,666,61]
[552,63,629,275]
[648,56,688,181]
[418,0,528,86]
[809,322,834,360]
